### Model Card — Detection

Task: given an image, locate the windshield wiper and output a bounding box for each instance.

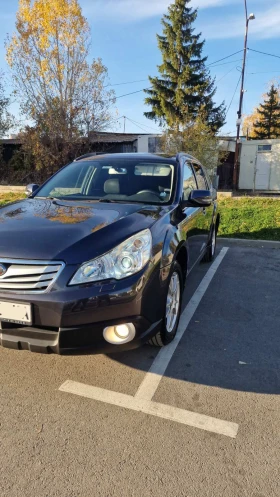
[34,196,59,201]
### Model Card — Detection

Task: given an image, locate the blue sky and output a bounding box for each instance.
[0,0,280,136]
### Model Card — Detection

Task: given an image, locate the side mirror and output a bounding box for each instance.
[25,183,40,197]
[182,189,212,209]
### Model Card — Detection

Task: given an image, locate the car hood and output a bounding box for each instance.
[0,198,164,263]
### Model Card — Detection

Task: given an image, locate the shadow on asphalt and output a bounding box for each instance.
[108,244,280,395]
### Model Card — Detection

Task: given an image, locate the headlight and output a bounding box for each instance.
[69,229,152,286]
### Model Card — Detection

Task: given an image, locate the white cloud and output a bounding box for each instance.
[84,0,232,22]
[82,0,280,40]
[201,4,280,40]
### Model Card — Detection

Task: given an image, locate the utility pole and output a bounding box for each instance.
[233,2,255,190]
[123,116,126,133]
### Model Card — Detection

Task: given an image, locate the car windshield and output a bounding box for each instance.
[35,157,175,205]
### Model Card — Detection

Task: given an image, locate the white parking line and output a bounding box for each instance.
[60,380,238,438]
[59,247,239,438]
[135,247,229,401]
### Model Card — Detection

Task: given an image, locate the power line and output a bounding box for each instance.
[248,48,280,60]
[125,117,160,133]
[210,58,243,68]
[226,74,242,116]
[114,88,151,100]
[109,50,255,103]
[216,66,238,83]
[109,115,125,122]
[248,70,280,75]
[108,49,280,103]
[108,79,148,87]
[111,51,247,100]
[207,50,244,67]
[126,117,151,133]
[109,49,259,103]
[111,54,244,93]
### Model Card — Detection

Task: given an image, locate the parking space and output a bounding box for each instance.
[0,241,280,496]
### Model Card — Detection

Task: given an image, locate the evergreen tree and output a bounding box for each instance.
[253,84,280,139]
[144,0,225,132]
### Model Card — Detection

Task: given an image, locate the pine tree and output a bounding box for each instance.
[253,84,280,139]
[144,0,225,132]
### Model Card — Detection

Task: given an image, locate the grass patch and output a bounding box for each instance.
[219,198,280,241]
[0,192,25,206]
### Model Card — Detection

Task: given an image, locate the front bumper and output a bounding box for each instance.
[0,317,162,354]
[0,263,167,354]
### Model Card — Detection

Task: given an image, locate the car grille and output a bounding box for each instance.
[0,260,64,293]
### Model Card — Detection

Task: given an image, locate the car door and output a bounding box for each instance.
[180,160,207,270]
[191,162,213,247]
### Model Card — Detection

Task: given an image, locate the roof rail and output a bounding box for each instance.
[176,152,196,161]
[74,152,97,162]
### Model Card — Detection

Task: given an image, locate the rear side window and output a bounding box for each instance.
[192,163,209,190]
[183,162,197,200]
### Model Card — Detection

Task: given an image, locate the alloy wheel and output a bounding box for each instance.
[166,272,181,333]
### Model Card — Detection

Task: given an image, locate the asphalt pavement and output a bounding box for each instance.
[0,240,279,497]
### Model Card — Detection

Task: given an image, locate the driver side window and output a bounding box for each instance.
[183,162,197,200]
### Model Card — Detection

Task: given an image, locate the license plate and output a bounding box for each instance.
[0,301,32,325]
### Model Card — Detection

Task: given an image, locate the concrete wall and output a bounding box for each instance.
[0,185,25,193]
[239,139,280,190]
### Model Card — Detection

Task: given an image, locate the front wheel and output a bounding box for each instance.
[149,262,183,347]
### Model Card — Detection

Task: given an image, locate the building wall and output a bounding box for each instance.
[137,135,149,153]
[137,135,161,153]
[270,146,280,190]
[239,139,280,190]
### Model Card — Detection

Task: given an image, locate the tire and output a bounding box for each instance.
[149,262,183,347]
[202,224,216,263]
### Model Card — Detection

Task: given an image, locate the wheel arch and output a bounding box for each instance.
[174,244,188,285]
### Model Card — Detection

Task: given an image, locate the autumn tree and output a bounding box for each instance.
[144,0,225,132]
[6,0,116,175]
[0,75,14,138]
[243,84,280,139]
[0,75,15,182]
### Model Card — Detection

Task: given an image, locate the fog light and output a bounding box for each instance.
[103,323,136,345]
[114,324,130,339]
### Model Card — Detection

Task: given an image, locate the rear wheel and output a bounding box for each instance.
[202,225,216,263]
[149,262,183,347]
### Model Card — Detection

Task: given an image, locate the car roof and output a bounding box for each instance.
[74,152,196,163]
[74,152,178,162]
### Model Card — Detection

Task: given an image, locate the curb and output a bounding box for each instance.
[218,237,280,249]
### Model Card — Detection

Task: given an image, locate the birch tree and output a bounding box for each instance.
[6,0,116,174]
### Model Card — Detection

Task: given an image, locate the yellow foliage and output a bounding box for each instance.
[6,0,90,98]
[242,108,261,139]
[6,0,117,176]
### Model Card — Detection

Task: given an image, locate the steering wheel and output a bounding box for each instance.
[136,189,161,199]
